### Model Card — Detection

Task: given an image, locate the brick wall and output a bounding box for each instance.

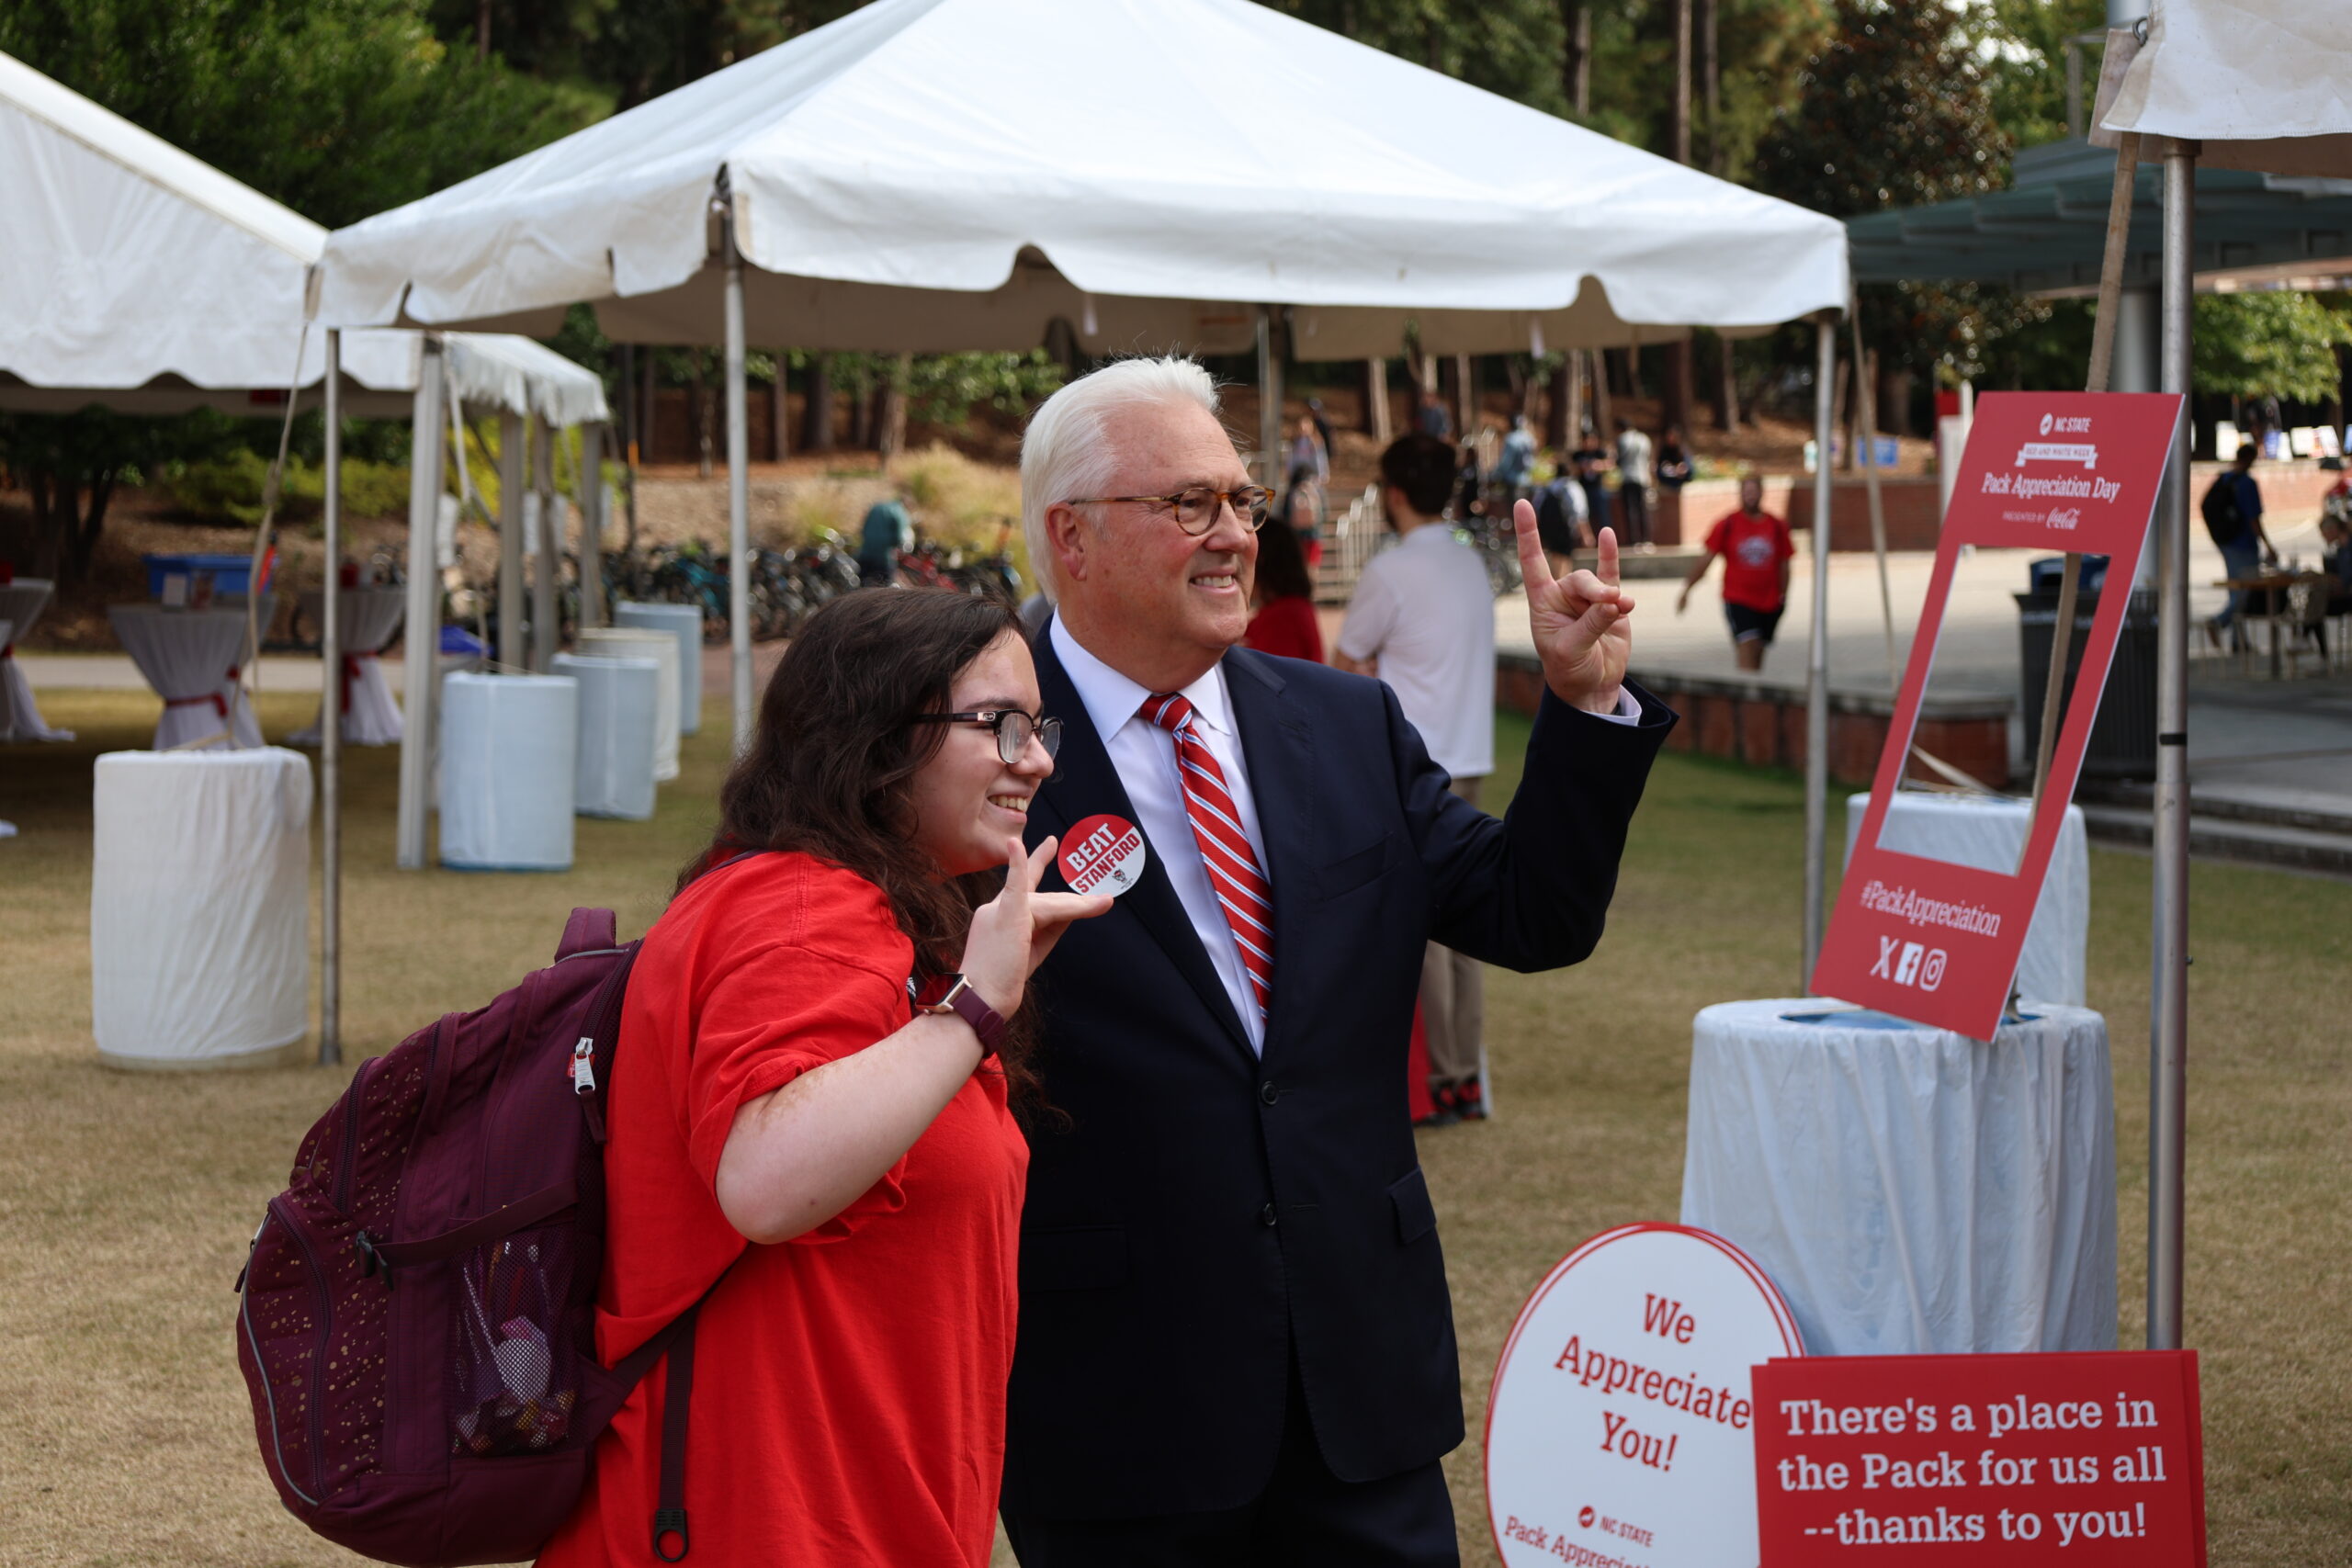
[1498,654,2014,790]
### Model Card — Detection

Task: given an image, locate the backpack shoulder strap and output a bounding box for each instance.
[586,1258,741,1563]
[557,908,620,960]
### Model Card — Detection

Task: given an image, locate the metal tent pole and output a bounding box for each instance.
[1802,314,1837,987]
[320,330,343,1066]
[2149,137,2198,1352]
[496,410,525,669]
[531,413,558,671]
[578,422,605,630]
[723,205,752,749]
[397,337,447,870]
[1256,306,1283,491]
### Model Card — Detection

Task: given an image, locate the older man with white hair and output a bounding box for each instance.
[1003,356,1672,1566]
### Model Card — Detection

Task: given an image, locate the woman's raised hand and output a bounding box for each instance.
[959,836,1111,1016]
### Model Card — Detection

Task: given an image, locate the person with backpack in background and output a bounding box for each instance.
[539,591,1107,1567]
[2202,442,2278,649]
[857,490,916,586]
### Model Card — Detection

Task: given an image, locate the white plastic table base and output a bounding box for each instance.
[613,601,704,736]
[91,748,311,1068]
[1681,998,2117,1358]
[438,672,578,871]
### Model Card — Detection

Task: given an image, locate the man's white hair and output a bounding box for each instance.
[1021,355,1222,604]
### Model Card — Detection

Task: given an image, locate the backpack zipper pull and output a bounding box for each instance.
[571,1036,597,1096]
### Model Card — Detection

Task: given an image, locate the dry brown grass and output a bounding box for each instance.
[0,701,2344,1565]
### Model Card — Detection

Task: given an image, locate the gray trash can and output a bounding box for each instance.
[2016,587,2157,781]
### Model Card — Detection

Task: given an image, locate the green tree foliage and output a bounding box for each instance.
[1970,0,2108,152]
[0,0,605,229]
[1750,0,2008,220]
[2194,292,2352,404]
[424,0,871,110]
[1269,1,1573,118]
[1749,0,2027,391]
[0,0,608,574]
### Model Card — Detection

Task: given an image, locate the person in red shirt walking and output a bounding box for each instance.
[538,590,1107,1568]
[1678,475,1794,671]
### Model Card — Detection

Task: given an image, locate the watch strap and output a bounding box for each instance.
[944,984,1008,1058]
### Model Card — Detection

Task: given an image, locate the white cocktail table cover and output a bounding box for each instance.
[108,604,265,750]
[552,652,661,820]
[288,587,408,746]
[91,747,311,1068]
[1846,792,2089,1006]
[576,628,679,782]
[613,601,704,736]
[1681,998,2117,1357]
[1,579,74,740]
[439,672,577,870]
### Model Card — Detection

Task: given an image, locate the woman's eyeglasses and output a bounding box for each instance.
[909,708,1063,766]
[1062,485,1274,536]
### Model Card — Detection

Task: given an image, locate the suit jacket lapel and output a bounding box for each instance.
[1220,648,1314,1059]
[1033,627,1254,1060]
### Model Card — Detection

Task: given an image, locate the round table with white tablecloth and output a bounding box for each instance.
[0,579,75,740]
[439,672,578,871]
[575,627,679,782]
[288,587,408,746]
[1845,791,2089,1006]
[107,603,266,750]
[612,601,704,735]
[1680,998,2117,1358]
[91,747,311,1068]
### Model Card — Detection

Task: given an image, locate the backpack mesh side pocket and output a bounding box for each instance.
[448,1224,582,1456]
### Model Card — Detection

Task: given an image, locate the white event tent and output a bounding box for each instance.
[2086,0,2352,1359]
[313,0,1850,765]
[0,49,608,1064]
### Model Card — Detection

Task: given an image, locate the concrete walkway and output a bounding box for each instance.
[1487,518,2352,870]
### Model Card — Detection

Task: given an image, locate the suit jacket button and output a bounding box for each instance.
[1259,1081,1280,1106]
[1258,1202,1278,1227]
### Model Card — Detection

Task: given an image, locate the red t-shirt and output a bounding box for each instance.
[1704,508,1794,611]
[1246,592,1326,663]
[537,853,1026,1568]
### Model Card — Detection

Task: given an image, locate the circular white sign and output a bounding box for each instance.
[1487,1224,1804,1568]
[1058,813,1148,897]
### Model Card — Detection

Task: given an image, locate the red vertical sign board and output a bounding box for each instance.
[1812,391,2182,1038]
[1753,1350,2206,1565]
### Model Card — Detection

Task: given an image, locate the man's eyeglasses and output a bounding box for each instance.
[909,708,1063,766]
[1063,485,1274,536]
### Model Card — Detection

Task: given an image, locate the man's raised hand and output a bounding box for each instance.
[1512,499,1632,715]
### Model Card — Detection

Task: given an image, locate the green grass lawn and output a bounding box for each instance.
[0,696,2344,1565]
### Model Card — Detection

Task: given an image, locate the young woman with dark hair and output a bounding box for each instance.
[539,590,1106,1568]
[1244,508,1326,662]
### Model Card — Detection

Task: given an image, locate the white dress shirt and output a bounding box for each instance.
[1335,524,1498,778]
[1051,616,1272,1053]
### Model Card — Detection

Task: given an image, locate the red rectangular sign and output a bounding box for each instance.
[1812,391,2182,1037]
[1753,1349,2206,1565]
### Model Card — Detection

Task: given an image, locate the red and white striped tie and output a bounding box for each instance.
[1143,693,1273,1021]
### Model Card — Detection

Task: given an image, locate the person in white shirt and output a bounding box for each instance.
[1333,434,1498,1125]
[1613,419,1655,550]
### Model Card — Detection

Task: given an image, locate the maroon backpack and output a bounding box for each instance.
[235,908,725,1566]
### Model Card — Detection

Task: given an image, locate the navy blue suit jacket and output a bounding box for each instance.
[1004,630,1674,1519]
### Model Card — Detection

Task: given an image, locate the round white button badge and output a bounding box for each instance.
[1058,814,1148,897]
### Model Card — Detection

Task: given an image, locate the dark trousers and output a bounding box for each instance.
[1617,480,1649,547]
[1001,1357,1460,1568]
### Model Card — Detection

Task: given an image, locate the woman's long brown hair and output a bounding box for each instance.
[679,588,1047,1110]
